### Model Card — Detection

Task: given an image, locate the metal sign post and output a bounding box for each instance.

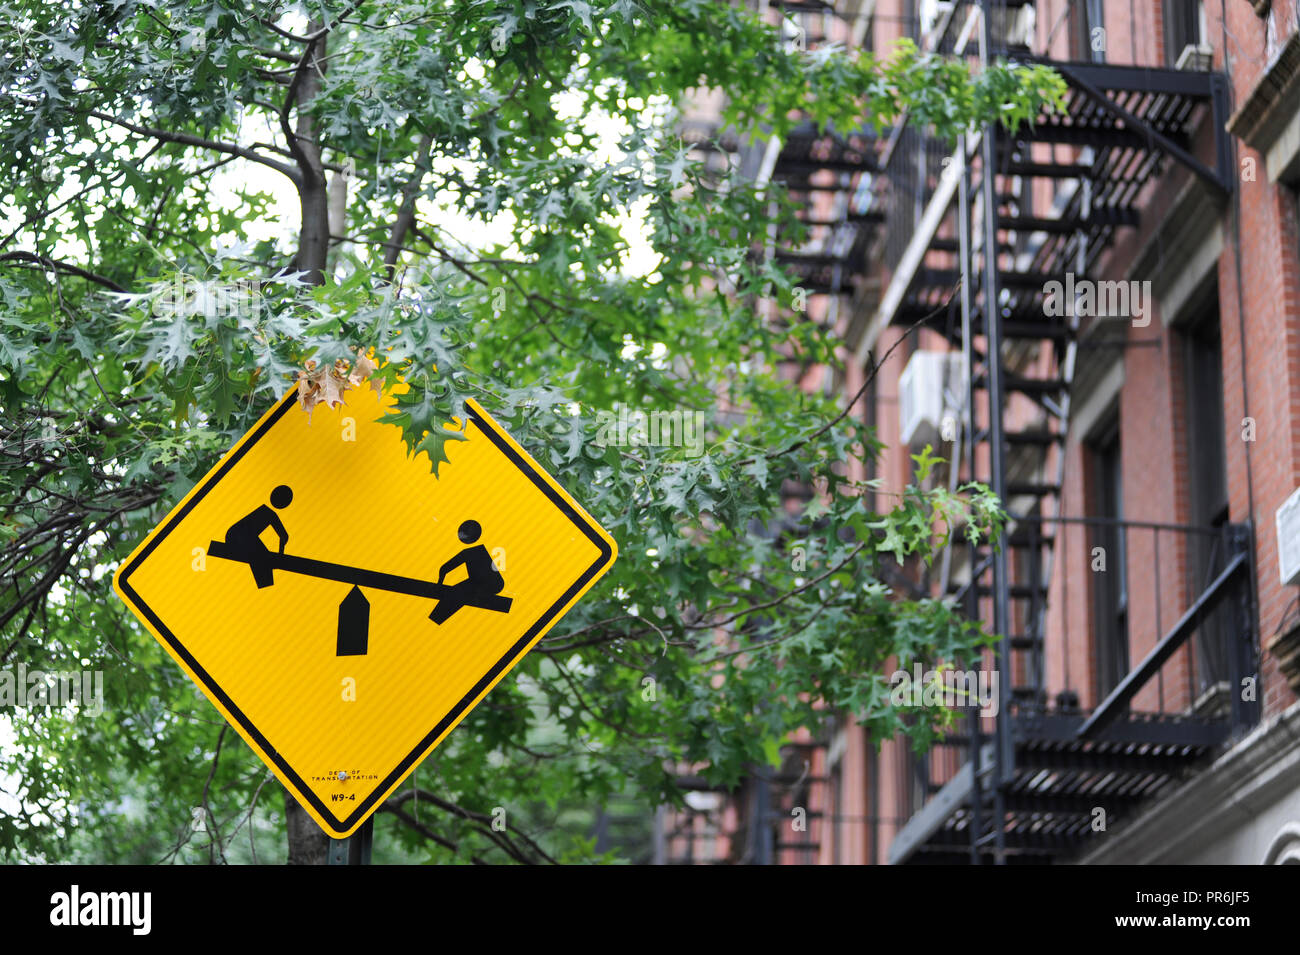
[328,817,374,865]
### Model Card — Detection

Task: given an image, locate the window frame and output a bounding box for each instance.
[1087,412,1129,701]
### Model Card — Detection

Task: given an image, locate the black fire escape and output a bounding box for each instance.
[878,1,1259,864]
[672,0,1259,866]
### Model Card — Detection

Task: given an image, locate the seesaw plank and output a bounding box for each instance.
[206,540,513,614]
[208,539,447,598]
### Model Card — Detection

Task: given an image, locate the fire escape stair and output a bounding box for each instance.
[880,42,1238,864]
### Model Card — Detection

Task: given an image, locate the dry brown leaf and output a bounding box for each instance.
[318,369,347,410]
[350,352,376,382]
[350,351,381,397]
[297,380,321,420]
[296,360,324,420]
[294,350,382,420]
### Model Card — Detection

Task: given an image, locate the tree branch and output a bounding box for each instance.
[383,132,434,280]
[279,35,326,179]
[738,286,957,467]
[85,110,300,183]
[0,251,126,292]
[378,801,482,860]
[198,725,229,865]
[386,789,558,864]
[258,5,361,44]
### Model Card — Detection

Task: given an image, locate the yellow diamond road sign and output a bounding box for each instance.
[113,387,617,838]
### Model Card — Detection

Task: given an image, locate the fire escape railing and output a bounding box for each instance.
[1078,520,1257,737]
[890,518,1256,865]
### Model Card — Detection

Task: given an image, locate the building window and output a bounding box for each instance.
[1088,416,1128,699]
[1180,299,1231,702]
[1165,1,1206,66]
[1073,0,1106,63]
[830,760,842,865]
[904,0,921,42]
[866,741,878,865]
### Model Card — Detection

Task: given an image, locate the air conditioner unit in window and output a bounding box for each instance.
[1175,43,1213,71]
[1276,487,1300,587]
[899,351,966,448]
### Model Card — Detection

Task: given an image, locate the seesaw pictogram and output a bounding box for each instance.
[208,484,512,656]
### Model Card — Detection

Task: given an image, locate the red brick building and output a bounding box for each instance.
[658,0,1300,865]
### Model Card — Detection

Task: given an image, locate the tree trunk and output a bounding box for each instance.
[326,167,350,275]
[293,22,331,286]
[285,789,330,864]
[286,19,333,865]
[297,173,331,284]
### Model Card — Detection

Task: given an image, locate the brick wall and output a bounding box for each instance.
[858,0,1300,864]
[1219,0,1300,717]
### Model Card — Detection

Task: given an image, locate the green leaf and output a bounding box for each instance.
[411,424,468,476]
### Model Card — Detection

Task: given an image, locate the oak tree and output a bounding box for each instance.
[0,1,1062,862]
